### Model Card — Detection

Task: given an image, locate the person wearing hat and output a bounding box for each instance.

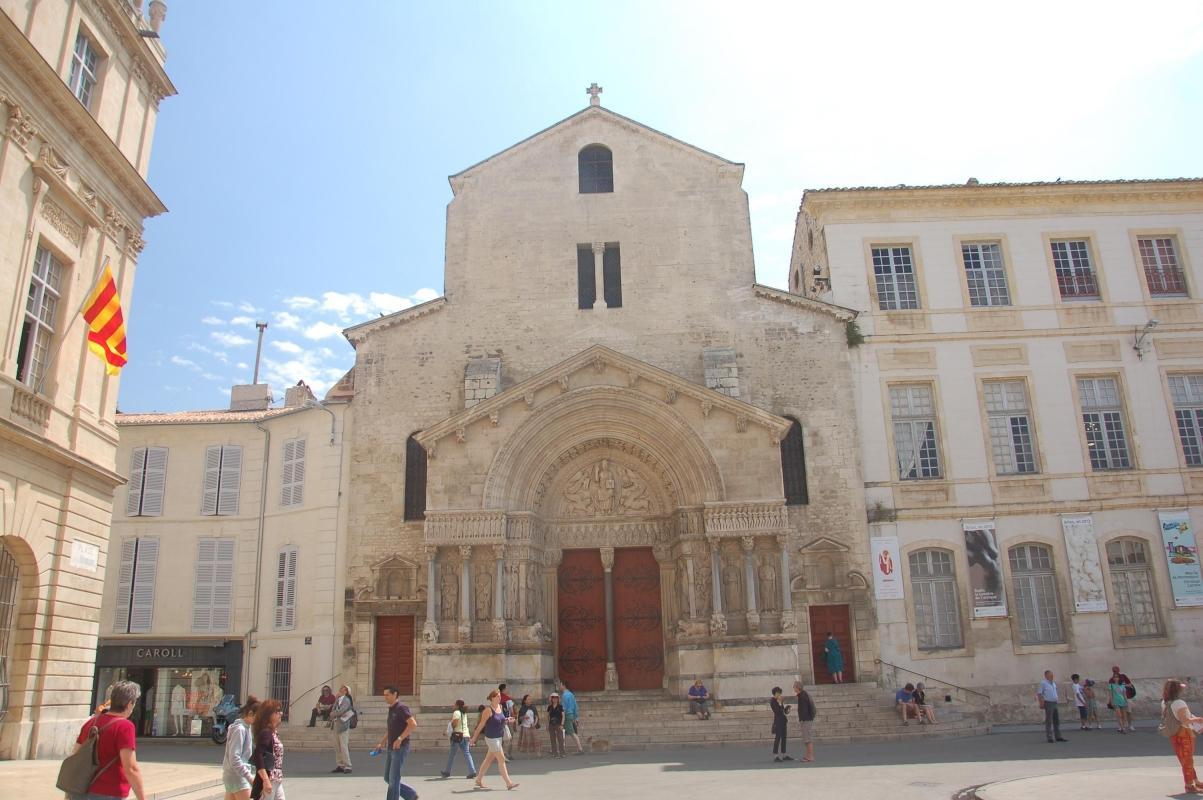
[546,693,566,758]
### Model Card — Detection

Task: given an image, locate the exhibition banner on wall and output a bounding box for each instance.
[1158,510,1203,608]
[963,520,1006,618]
[871,536,904,600]
[1061,514,1108,613]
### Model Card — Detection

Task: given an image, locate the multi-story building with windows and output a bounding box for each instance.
[792,178,1203,713]
[97,381,351,738]
[0,1,173,757]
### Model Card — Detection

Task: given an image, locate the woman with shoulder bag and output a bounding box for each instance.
[66,680,147,800]
[1162,679,1203,794]
[470,690,518,790]
[251,700,286,800]
[330,686,354,774]
[441,699,477,779]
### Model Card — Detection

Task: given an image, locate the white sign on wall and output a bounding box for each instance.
[1061,515,1107,613]
[70,540,99,573]
[870,536,904,600]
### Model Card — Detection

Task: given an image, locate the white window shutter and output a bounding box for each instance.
[128,537,159,633]
[126,448,147,516]
[274,546,298,631]
[193,538,217,632]
[114,538,136,632]
[212,539,235,632]
[217,445,242,516]
[141,447,168,516]
[202,445,221,515]
[281,439,305,507]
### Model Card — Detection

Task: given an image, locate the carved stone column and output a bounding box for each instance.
[458,546,473,642]
[707,537,727,636]
[423,546,439,643]
[545,549,563,642]
[600,546,619,690]
[685,554,697,619]
[777,535,795,632]
[591,242,606,310]
[492,545,508,643]
[742,536,760,633]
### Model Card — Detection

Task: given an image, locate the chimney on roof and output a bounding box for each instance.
[966,177,980,185]
[284,381,316,408]
[230,383,271,411]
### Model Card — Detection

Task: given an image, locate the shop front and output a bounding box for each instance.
[93,639,244,738]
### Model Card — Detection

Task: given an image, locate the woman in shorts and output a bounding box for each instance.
[470,689,519,790]
[222,696,259,800]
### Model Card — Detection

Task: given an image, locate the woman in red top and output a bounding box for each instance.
[71,680,146,800]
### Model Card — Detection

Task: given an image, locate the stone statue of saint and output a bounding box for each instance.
[474,570,492,621]
[758,558,779,613]
[506,563,520,620]
[440,569,458,620]
[676,559,691,618]
[722,559,743,613]
[694,565,711,616]
[526,566,542,623]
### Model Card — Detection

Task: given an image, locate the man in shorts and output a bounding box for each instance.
[794,681,817,762]
[557,679,584,754]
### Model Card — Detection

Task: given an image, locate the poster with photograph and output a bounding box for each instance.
[871,536,903,600]
[963,520,1006,618]
[1061,514,1108,612]
[1158,510,1203,608]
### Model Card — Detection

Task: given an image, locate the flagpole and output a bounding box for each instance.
[33,257,109,396]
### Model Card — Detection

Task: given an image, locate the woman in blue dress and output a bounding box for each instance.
[824,632,845,684]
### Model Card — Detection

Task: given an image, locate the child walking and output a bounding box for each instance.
[770,686,792,762]
[1085,680,1102,729]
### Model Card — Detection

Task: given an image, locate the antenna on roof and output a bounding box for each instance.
[252,321,268,384]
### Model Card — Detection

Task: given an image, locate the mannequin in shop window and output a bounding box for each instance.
[171,683,188,735]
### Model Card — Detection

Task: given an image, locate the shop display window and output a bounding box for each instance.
[96,666,226,737]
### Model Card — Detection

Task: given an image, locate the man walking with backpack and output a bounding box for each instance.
[59,680,147,800]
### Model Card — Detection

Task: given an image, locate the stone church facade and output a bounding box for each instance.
[340,98,875,705]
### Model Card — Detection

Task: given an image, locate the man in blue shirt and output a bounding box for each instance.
[1037,670,1067,743]
[688,679,711,719]
[556,680,584,754]
[895,683,918,725]
[376,685,418,800]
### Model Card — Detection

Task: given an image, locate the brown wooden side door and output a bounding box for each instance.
[557,549,606,691]
[374,615,415,694]
[809,604,854,684]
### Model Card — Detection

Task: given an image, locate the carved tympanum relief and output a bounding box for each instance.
[561,458,655,517]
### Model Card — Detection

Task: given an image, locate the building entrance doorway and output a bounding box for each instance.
[374,615,415,694]
[809,604,854,684]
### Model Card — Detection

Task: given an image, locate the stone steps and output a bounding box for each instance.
[278,687,989,751]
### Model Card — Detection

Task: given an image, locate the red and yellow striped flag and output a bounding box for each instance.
[82,261,127,375]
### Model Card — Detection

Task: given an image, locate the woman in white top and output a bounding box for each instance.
[440,699,477,779]
[1162,679,1203,794]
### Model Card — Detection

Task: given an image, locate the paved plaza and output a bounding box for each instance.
[121,727,1191,800]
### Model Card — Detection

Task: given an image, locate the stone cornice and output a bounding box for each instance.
[0,13,167,219]
[83,0,177,105]
[802,179,1203,223]
[416,344,791,451]
[343,296,447,345]
[752,283,857,322]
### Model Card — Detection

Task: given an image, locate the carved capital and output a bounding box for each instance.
[423,545,438,560]
[700,400,713,418]
[492,544,506,560]
[6,103,36,148]
[489,410,500,426]
[591,241,606,257]
[740,535,756,553]
[599,546,615,572]
[455,426,466,444]
[708,612,727,637]
[665,387,678,404]
[735,416,750,433]
[775,534,790,550]
[458,545,473,561]
[422,620,440,643]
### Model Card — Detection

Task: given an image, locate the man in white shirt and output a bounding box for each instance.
[1037,670,1067,743]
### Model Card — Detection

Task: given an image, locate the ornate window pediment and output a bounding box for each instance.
[371,555,420,600]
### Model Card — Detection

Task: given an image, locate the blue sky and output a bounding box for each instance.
[120,1,1203,411]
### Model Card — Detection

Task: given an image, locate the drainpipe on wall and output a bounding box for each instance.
[246,421,271,695]
[304,398,343,683]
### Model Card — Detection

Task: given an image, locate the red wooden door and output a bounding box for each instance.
[374,615,415,694]
[557,549,606,691]
[809,605,854,684]
[613,547,664,690]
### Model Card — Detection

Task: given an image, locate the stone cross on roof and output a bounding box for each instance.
[586,83,603,107]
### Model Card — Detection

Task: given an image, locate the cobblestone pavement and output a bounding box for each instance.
[137,725,1186,799]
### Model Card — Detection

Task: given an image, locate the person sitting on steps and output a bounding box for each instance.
[688,679,712,720]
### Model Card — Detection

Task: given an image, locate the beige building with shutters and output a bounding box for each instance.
[95,382,352,737]
[792,178,1203,718]
[0,0,174,757]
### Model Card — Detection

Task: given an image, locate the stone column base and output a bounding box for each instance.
[422,620,440,643]
[745,610,761,633]
[458,622,473,642]
[708,613,727,637]
[605,662,619,690]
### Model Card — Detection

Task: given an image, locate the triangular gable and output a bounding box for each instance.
[449,105,741,194]
[416,344,790,451]
[753,284,858,323]
[797,535,851,554]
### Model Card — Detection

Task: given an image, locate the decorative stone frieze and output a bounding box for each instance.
[703,501,789,536]
[424,510,506,543]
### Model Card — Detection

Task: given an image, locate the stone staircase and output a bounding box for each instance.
[277,683,990,752]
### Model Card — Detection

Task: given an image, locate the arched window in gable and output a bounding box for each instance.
[403,434,428,522]
[780,417,808,505]
[578,145,613,193]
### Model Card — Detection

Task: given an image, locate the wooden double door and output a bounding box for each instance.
[374,615,415,694]
[556,547,664,691]
[809,604,855,684]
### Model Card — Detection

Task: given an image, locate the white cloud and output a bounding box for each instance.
[236,362,249,371]
[212,300,235,309]
[229,316,256,327]
[201,372,226,382]
[211,331,253,347]
[170,355,201,371]
[283,296,319,310]
[369,292,412,314]
[303,321,344,340]
[274,311,302,330]
[201,316,225,326]
[237,302,259,313]
[320,291,371,318]
[272,340,303,354]
[186,342,230,363]
[412,288,440,303]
